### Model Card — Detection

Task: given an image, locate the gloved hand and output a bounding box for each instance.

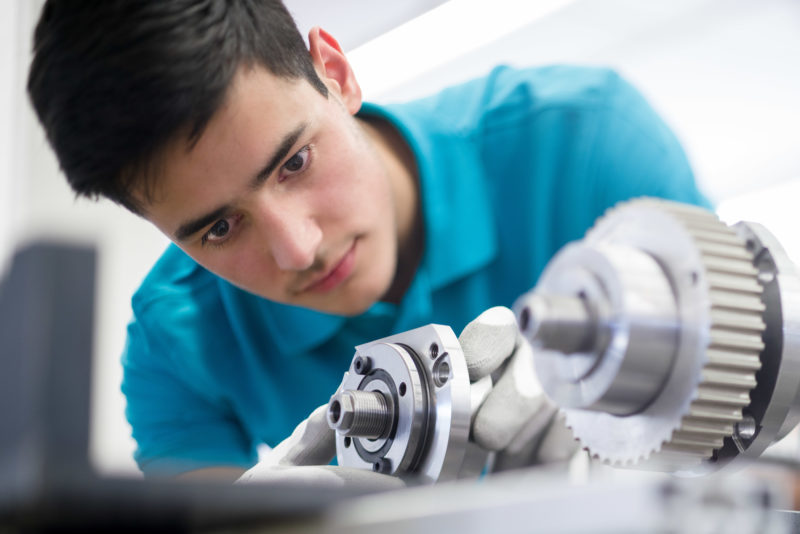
[235,405,405,490]
[458,306,579,471]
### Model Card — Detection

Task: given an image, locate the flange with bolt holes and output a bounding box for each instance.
[328,324,486,484]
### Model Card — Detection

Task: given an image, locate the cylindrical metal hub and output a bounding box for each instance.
[512,198,799,474]
[516,240,680,416]
[328,390,392,439]
[517,293,600,355]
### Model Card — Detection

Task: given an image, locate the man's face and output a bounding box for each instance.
[140,66,400,315]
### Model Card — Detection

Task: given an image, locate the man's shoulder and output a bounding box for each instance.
[477,64,633,118]
[391,65,632,134]
[131,244,217,314]
[124,244,241,373]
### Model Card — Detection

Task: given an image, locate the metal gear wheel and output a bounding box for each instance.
[631,200,764,468]
[516,198,766,471]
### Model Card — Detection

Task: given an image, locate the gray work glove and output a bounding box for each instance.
[236,405,405,490]
[459,306,579,471]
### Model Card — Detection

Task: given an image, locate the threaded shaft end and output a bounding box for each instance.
[328,390,392,438]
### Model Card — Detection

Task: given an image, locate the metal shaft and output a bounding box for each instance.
[328,390,393,438]
[517,293,599,354]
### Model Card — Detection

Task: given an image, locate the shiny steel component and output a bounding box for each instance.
[515,198,800,473]
[328,324,486,483]
[326,469,789,534]
[328,390,392,439]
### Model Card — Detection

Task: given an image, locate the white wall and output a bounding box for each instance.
[0,1,22,279]
[3,0,799,476]
[349,0,800,205]
[287,0,448,51]
[3,1,168,476]
[348,0,800,261]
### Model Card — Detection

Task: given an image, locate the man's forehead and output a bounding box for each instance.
[135,68,316,201]
[137,77,326,240]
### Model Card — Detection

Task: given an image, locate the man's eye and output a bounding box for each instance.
[201,216,239,247]
[279,145,311,180]
[209,219,229,238]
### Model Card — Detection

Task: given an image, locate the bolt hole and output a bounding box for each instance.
[429,342,439,360]
[372,459,391,473]
[690,271,699,286]
[438,361,450,383]
[353,355,371,374]
[519,307,530,331]
[746,239,756,252]
[344,437,351,448]
[399,382,407,396]
[433,360,450,387]
[329,400,342,423]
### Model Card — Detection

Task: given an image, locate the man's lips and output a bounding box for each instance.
[302,241,357,293]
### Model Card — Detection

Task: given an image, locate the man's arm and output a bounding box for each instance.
[123,316,259,477]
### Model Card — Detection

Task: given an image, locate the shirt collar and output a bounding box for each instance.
[363,101,497,290]
[256,101,497,356]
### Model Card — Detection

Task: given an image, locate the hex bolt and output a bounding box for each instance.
[735,414,757,441]
[372,457,392,474]
[756,254,777,285]
[353,355,372,375]
[327,390,392,438]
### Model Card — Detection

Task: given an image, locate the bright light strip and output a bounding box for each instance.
[348,0,575,99]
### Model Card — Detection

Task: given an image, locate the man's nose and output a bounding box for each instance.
[259,203,322,271]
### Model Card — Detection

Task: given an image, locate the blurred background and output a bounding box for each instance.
[1,0,798,476]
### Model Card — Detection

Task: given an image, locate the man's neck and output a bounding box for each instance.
[358,115,423,305]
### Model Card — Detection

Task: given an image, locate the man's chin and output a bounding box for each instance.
[325,297,378,317]
[257,278,390,317]
[316,287,388,317]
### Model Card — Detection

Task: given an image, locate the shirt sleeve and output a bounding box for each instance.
[121,303,257,477]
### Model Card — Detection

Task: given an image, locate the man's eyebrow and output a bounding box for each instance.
[174,205,230,242]
[251,122,308,188]
[173,122,309,242]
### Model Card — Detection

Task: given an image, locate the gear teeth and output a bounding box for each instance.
[679,417,735,435]
[701,368,757,388]
[669,431,725,449]
[703,256,761,276]
[648,200,764,466]
[574,199,765,468]
[694,385,751,406]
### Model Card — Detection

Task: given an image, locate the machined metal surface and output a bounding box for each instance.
[712,221,800,468]
[328,390,393,439]
[324,468,788,534]
[519,241,679,416]
[329,324,483,483]
[514,198,793,472]
[330,198,800,478]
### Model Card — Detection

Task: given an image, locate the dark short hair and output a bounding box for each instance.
[28,0,328,214]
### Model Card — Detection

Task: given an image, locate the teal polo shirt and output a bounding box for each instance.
[122,65,710,475]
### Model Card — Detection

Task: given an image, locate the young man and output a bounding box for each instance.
[28,0,709,480]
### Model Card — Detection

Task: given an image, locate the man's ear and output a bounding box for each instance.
[308,27,362,115]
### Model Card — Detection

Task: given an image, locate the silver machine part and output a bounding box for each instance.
[328,198,800,479]
[328,324,487,483]
[514,198,800,472]
[323,469,789,534]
